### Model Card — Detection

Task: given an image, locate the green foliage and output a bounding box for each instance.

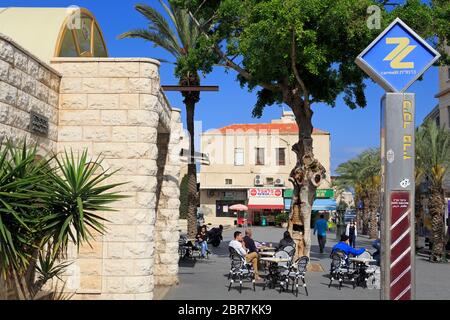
[119,1,217,77]
[275,212,289,225]
[179,174,188,219]
[335,148,380,193]
[173,0,449,114]
[416,119,450,189]
[0,140,126,298]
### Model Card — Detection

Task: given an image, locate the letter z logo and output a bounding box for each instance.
[383,37,416,69]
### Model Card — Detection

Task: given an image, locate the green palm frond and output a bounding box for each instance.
[118,1,200,61]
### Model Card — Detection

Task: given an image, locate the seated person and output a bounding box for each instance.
[277,231,295,250]
[332,234,366,265]
[195,225,210,258]
[229,231,261,280]
[372,238,381,266]
[243,229,258,253]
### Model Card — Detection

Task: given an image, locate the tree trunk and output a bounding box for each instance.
[181,72,200,238]
[414,189,422,249]
[285,97,326,259]
[362,196,370,235]
[429,186,446,262]
[368,191,379,239]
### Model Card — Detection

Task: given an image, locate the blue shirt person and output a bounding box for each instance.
[314,215,328,236]
[332,234,365,265]
[314,214,328,253]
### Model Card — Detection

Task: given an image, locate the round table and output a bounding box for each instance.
[260,257,291,290]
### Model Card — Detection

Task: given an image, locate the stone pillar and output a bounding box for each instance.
[154,108,182,286]
[51,57,176,300]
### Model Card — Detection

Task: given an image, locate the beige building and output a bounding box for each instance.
[433,45,450,130]
[0,7,183,300]
[199,111,332,226]
[425,45,450,195]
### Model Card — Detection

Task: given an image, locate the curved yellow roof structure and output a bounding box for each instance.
[0,7,108,63]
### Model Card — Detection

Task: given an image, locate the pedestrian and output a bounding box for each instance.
[345,219,357,248]
[314,214,328,253]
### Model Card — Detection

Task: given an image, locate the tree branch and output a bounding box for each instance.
[291,28,309,108]
[188,10,281,92]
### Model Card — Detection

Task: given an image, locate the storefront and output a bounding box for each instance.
[247,188,284,226]
[283,188,336,226]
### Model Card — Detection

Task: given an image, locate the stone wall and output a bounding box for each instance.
[0,33,60,151]
[154,108,182,286]
[49,57,181,300]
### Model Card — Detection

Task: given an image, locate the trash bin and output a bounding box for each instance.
[261,216,267,226]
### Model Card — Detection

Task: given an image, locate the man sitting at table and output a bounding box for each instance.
[332,234,366,265]
[243,229,258,254]
[229,231,261,280]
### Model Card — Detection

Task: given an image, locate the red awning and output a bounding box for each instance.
[247,197,284,210]
[247,204,285,209]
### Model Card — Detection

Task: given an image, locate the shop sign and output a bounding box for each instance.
[315,189,334,198]
[248,188,282,198]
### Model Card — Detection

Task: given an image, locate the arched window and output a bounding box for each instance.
[55,9,108,58]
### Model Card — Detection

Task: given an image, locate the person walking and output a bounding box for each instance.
[345,219,357,248]
[314,214,328,253]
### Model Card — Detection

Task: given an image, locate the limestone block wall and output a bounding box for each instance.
[154,108,182,285]
[50,57,181,300]
[0,34,60,152]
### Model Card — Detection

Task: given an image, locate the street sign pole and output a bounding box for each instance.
[355,17,440,300]
[380,93,415,300]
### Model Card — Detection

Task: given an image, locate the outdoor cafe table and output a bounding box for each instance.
[258,251,275,257]
[258,246,276,251]
[260,257,291,290]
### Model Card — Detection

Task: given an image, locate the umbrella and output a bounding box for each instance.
[229,204,248,211]
[229,204,248,227]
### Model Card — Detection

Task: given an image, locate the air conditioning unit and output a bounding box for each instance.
[254,175,263,186]
[207,190,215,197]
[274,178,285,186]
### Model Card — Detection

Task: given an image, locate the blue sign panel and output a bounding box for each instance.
[356,18,440,92]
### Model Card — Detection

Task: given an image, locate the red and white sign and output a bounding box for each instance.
[389,191,412,300]
[248,188,282,198]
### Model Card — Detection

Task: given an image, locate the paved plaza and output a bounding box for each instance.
[164,227,450,300]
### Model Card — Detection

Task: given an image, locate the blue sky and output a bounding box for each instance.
[2,0,441,173]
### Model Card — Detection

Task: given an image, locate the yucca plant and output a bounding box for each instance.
[0,141,126,299]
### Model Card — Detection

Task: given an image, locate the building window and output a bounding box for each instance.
[266,177,274,185]
[234,148,244,166]
[276,148,286,166]
[256,148,265,165]
[225,179,233,185]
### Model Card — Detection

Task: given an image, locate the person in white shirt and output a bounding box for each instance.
[229,231,261,280]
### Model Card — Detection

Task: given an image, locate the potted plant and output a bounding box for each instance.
[275,212,289,228]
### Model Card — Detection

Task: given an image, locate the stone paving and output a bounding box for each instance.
[164,226,450,300]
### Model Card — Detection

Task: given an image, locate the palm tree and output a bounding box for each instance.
[416,120,450,262]
[335,148,380,239]
[119,1,203,237]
